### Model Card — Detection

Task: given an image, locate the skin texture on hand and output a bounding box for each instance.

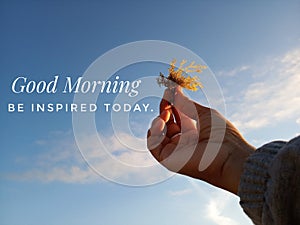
[147,87,255,194]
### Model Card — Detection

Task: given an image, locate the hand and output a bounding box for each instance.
[147,87,255,194]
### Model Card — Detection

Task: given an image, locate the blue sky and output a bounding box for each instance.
[1,1,300,225]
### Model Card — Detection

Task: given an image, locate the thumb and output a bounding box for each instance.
[170,86,208,120]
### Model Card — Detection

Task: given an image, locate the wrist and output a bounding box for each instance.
[221,141,255,195]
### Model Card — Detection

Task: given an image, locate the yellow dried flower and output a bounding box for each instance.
[157,59,207,91]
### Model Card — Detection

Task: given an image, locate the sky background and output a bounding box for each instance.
[1,1,300,225]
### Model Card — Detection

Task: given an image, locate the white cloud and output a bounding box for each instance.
[217,65,250,77]
[169,188,192,196]
[296,118,300,125]
[187,179,252,225]
[7,131,171,185]
[228,48,300,132]
[9,166,98,183]
[206,192,239,225]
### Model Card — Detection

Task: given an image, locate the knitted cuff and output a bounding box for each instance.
[238,141,286,225]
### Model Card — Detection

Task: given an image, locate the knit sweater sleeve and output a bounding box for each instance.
[238,136,300,225]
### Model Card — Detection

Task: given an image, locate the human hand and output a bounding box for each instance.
[147,87,255,194]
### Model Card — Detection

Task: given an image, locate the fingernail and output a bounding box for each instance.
[160,109,171,122]
[165,105,172,110]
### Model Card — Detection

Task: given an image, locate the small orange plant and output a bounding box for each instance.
[157,59,207,91]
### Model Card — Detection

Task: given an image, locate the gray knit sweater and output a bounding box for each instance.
[238,136,300,225]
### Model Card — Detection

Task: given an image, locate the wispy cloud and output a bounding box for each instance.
[9,166,98,183]
[6,130,170,185]
[169,188,192,196]
[187,179,252,225]
[206,192,239,225]
[7,131,98,183]
[217,65,250,77]
[226,48,300,132]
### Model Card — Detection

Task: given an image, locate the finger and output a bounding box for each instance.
[147,116,168,152]
[171,105,181,129]
[147,129,151,138]
[150,117,166,136]
[175,109,198,133]
[154,134,181,162]
[147,133,168,151]
[147,119,168,152]
[160,130,198,168]
[160,89,172,114]
[160,90,173,123]
[160,109,172,123]
[148,135,170,161]
[159,142,177,161]
[161,88,180,126]
[160,99,171,113]
[173,86,208,120]
[166,122,181,138]
[161,88,174,106]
